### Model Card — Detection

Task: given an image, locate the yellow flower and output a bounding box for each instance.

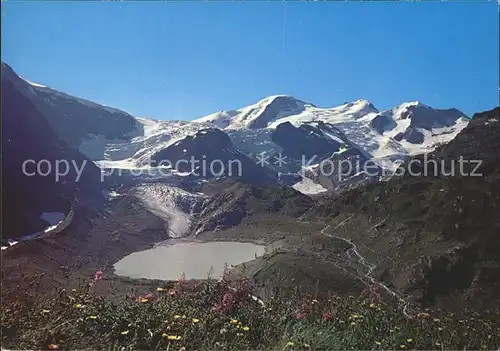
[242,326,250,331]
[375,341,382,346]
[406,338,413,343]
[156,287,165,292]
[174,315,182,319]
[286,341,295,347]
[139,298,149,303]
[231,319,238,325]
[165,335,181,340]
[75,303,84,309]
[47,344,58,350]
[41,309,51,314]
[86,315,98,319]
[192,318,200,323]
[120,330,130,335]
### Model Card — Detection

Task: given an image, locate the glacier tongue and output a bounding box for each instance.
[132,184,204,238]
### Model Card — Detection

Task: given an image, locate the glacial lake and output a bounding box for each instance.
[113,241,265,280]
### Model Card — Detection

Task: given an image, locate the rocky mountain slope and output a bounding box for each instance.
[1,65,106,244]
[307,107,500,309]
[149,128,278,186]
[1,63,139,152]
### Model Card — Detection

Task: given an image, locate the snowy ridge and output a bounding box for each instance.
[93,118,214,169]
[77,96,469,178]
[194,95,310,130]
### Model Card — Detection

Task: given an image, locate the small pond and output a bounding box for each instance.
[113,241,265,280]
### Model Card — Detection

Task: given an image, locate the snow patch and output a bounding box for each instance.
[292,177,328,195]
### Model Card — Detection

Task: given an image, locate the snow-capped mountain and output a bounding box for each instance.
[5,63,469,194]
[194,96,469,173]
[194,95,312,129]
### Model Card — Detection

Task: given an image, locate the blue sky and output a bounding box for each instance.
[2,1,498,120]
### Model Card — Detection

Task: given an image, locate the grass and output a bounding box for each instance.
[2,274,499,350]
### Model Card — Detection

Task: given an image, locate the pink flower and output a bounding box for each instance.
[322,312,332,321]
[296,312,307,320]
[94,270,103,282]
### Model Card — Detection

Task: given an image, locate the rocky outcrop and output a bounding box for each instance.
[271,121,344,160]
[194,180,314,234]
[1,65,106,242]
[150,128,278,186]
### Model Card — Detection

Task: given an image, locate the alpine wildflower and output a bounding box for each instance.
[94,270,103,282]
[295,312,307,320]
[322,312,332,321]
